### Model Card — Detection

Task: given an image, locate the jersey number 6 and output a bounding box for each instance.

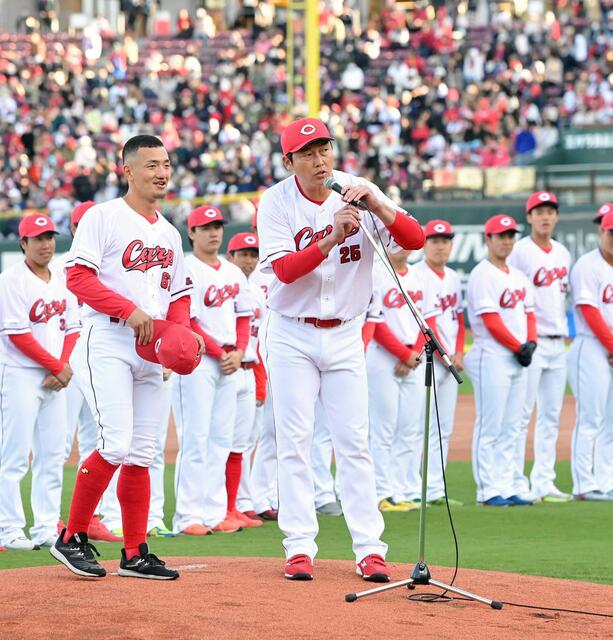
[339,244,361,264]
[160,272,171,290]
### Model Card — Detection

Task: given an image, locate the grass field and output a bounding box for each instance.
[1,461,611,586]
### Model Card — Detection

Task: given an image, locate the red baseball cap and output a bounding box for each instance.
[601,211,613,231]
[135,320,201,375]
[594,203,613,224]
[18,214,58,238]
[71,201,96,225]
[228,232,259,252]
[424,219,454,239]
[484,214,518,235]
[188,205,226,229]
[525,191,559,214]
[280,118,334,155]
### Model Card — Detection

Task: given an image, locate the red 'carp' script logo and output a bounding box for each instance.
[533,266,568,288]
[29,298,67,324]
[122,240,174,272]
[384,289,423,309]
[294,226,359,250]
[204,283,239,308]
[439,293,457,313]
[500,288,526,309]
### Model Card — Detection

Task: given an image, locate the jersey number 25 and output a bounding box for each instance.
[339,244,361,264]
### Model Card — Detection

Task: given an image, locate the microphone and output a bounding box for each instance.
[324,177,369,210]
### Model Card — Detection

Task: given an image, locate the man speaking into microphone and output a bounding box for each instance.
[257,117,424,582]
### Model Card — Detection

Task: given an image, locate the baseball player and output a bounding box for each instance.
[0,214,79,550]
[507,192,572,502]
[367,248,439,510]
[257,117,424,581]
[412,219,465,506]
[593,203,612,226]
[50,134,203,579]
[59,201,123,543]
[567,211,613,501]
[171,206,253,535]
[465,214,536,507]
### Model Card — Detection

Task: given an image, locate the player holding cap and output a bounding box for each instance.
[567,211,613,501]
[172,206,253,535]
[0,214,79,550]
[413,220,465,506]
[507,192,572,502]
[465,214,536,507]
[257,117,424,581]
[51,134,203,579]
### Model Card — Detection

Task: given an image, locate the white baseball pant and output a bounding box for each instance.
[465,347,528,502]
[172,355,237,531]
[261,312,386,561]
[0,365,67,546]
[248,398,278,514]
[568,336,613,495]
[233,366,256,512]
[367,342,426,503]
[312,400,338,508]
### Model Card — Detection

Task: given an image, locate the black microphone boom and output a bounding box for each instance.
[324,177,369,210]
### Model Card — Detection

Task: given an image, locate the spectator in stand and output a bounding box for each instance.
[177,9,194,39]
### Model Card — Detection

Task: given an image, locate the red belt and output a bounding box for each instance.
[301,317,344,329]
[110,317,125,325]
[222,345,235,353]
[241,362,256,369]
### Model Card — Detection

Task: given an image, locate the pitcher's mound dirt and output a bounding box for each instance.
[1,557,611,640]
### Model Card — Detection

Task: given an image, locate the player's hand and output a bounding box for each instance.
[219,350,243,375]
[339,183,379,212]
[331,205,362,242]
[394,361,411,378]
[127,308,155,345]
[192,332,205,357]
[53,363,73,388]
[162,367,172,382]
[404,350,422,369]
[452,352,464,372]
[514,341,536,367]
[256,399,265,407]
[42,373,64,392]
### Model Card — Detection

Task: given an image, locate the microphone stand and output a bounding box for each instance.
[344,219,502,610]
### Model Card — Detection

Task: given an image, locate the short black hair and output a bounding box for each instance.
[122,135,164,163]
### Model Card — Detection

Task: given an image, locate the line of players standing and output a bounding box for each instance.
[1,191,612,551]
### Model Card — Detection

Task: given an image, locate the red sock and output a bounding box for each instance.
[65,451,119,542]
[225,452,243,513]
[117,464,150,560]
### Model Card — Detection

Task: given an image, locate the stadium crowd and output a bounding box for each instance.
[0,1,613,239]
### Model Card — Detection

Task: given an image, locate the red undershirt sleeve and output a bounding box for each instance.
[362,321,376,351]
[254,354,267,403]
[166,295,191,327]
[9,333,64,375]
[271,243,327,284]
[373,322,417,362]
[60,332,79,363]
[481,312,522,352]
[235,316,251,353]
[190,318,224,360]
[66,265,137,319]
[386,213,426,250]
[579,304,613,354]
[455,312,466,355]
[526,311,538,344]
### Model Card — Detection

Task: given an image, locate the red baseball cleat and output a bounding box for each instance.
[211,516,242,533]
[242,510,264,522]
[181,524,212,535]
[258,509,278,521]
[228,509,263,528]
[356,554,391,583]
[88,515,123,542]
[284,554,314,580]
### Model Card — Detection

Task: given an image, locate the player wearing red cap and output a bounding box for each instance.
[257,117,424,581]
[507,192,572,503]
[465,215,537,507]
[567,211,613,501]
[50,135,203,579]
[413,220,465,506]
[171,206,254,535]
[0,214,79,550]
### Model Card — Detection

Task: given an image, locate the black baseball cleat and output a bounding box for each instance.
[50,529,106,577]
[118,543,180,580]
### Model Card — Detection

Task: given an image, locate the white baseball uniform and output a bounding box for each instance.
[465,259,534,502]
[567,249,613,495]
[367,260,440,503]
[412,260,464,502]
[172,255,252,531]
[508,237,571,497]
[0,260,79,546]
[65,198,191,469]
[258,169,414,561]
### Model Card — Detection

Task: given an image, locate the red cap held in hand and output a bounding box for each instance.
[136,320,201,375]
[484,214,518,235]
[19,214,58,238]
[280,118,334,155]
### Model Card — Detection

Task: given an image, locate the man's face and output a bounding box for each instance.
[21,232,56,267]
[286,140,334,187]
[228,248,259,277]
[124,146,171,201]
[424,236,453,266]
[527,204,558,237]
[189,222,224,253]
[486,230,517,261]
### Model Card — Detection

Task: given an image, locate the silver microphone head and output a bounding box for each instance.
[324,177,336,189]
